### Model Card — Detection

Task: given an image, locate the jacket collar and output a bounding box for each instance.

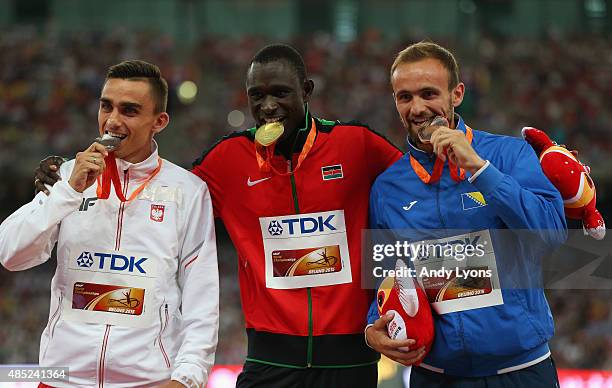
[114,141,160,181]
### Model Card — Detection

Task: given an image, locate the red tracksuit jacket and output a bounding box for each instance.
[192,116,401,367]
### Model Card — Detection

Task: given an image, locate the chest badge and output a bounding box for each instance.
[150,204,165,222]
[461,192,487,210]
[321,164,343,181]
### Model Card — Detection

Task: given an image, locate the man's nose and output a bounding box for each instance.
[409,98,428,117]
[106,109,122,128]
[261,96,278,114]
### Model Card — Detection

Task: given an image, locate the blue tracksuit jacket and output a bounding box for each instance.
[367,117,567,377]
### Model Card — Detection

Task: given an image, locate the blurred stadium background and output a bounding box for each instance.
[0,0,611,387]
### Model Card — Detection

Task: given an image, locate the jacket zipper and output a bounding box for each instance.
[157,303,171,368]
[98,324,111,388]
[288,159,313,368]
[99,169,129,387]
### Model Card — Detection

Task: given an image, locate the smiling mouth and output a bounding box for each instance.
[104,130,127,140]
[411,117,434,128]
[262,117,284,124]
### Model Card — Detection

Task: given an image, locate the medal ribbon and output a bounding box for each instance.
[255,118,317,175]
[96,154,163,202]
[409,126,473,184]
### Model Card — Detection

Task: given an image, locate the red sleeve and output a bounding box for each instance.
[191,148,223,218]
[364,128,403,177]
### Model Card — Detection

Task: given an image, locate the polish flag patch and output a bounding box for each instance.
[150,204,165,222]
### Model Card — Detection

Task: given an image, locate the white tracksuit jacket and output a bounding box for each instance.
[0,146,219,388]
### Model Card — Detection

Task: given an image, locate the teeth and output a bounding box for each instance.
[264,118,283,123]
[105,131,127,139]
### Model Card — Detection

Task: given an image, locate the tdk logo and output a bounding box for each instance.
[271,215,336,236]
[75,252,148,274]
[268,220,283,236]
[76,252,94,268]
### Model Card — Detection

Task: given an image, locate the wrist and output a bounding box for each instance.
[68,178,84,193]
[467,157,486,175]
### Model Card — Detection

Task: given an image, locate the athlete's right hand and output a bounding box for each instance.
[365,311,426,366]
[68,143,108,193]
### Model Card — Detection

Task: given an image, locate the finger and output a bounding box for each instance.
[40,160,61,175]
[35,169,60,186]
[372,316,386,330]
[34,178,49,196]
[447,148,458,165]
[49,156,66,168]
[380,336,416,349]
[387,346,426,365]
[79,159,104,174]
[91,142,109,157]
[400,347,427,365]
[86,154,107,170]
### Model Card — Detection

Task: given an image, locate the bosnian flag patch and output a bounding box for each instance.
[461,192,487,210]
[321,164,343,181]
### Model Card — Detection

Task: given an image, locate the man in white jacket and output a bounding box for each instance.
[0,60,219,388]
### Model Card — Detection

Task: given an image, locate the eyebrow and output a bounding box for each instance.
[396,86,440,95]
[99,97,142,110]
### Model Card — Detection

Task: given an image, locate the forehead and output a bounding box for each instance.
[100,78,154,105]
[391,58,450,92]
[246,60,301,89]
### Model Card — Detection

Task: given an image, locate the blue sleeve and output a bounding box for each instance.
[471,141,567,246]
[367,297,379,325]
[369,181,384,229]
[367,182,384,325]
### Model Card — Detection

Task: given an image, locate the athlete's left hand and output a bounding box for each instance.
[157,380,186,388]
[430,127,486,174]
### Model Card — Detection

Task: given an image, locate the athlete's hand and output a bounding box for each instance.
[68,142,108,193]
[157,380,186,388]
[430,127,485,174]
[365,311,426,366]
[34,156,66,195]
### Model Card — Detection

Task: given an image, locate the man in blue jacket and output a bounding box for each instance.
[365,41,567,387]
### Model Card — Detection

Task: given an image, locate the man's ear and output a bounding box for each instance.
[452,82,465,108]
[303,79,315,103]
[153,112,170,134]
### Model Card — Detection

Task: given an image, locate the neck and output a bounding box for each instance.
[118,142,155,164]
[275,115,309,160]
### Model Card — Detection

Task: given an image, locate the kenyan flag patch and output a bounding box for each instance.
[321,164,343,181]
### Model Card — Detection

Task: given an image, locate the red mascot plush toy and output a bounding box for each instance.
[522,127,606,240]
[376,259,434,363]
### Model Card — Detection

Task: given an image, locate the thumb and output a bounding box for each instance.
[374,311,395,329]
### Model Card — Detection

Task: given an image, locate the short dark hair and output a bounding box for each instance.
[391,41,460,90]
[250,44,307,82]
[106,60,168,113]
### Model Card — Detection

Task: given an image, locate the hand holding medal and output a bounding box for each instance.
[417,115,449,144]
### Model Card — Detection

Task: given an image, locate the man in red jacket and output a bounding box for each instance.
[35,44,406,387]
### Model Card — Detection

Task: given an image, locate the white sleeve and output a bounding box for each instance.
[171,182,219,388]
[0,171,83,271]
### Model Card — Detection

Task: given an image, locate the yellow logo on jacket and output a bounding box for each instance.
[461,192,487,210]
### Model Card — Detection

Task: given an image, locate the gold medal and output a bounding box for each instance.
[255,122,285,146]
